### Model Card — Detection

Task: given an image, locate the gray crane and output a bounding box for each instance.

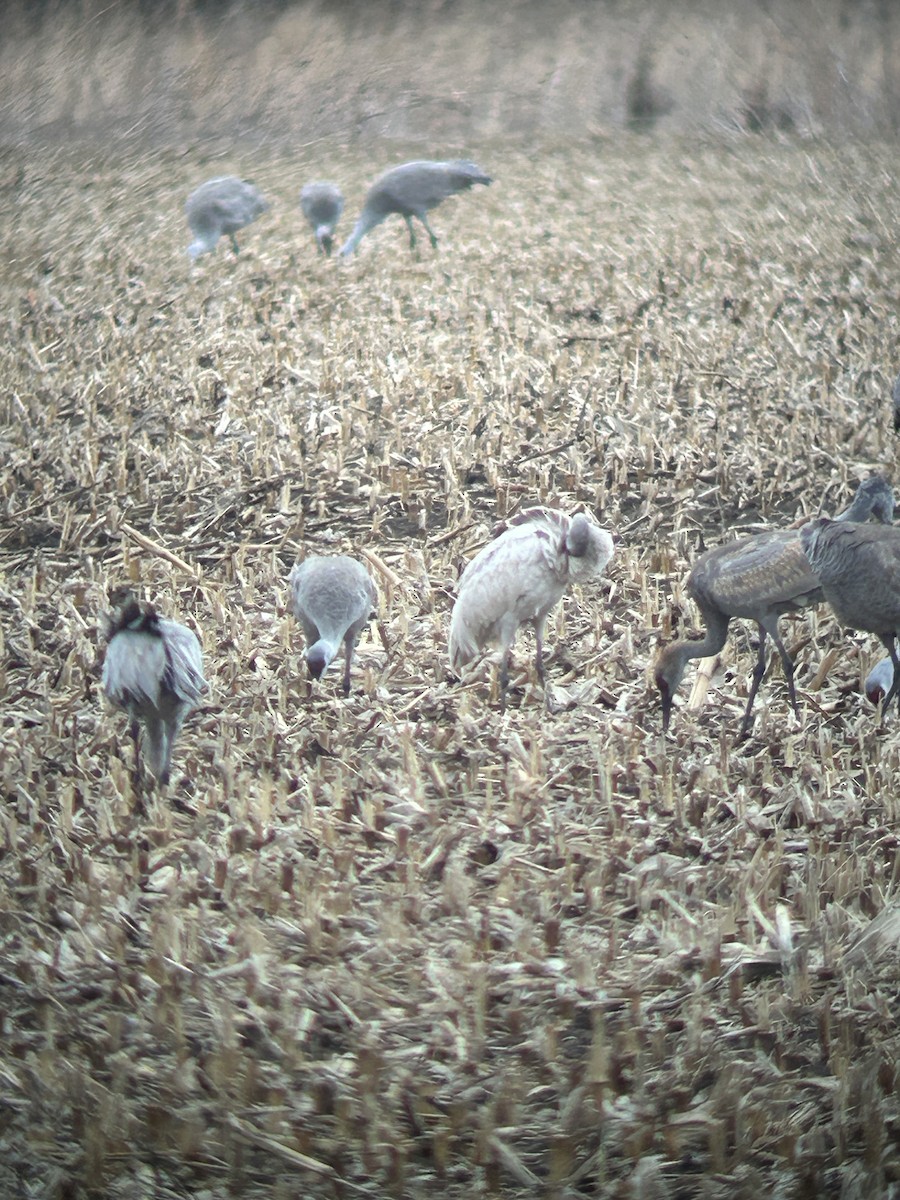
[339,159,492,256]
[655,475,894,738]
[300,181,344,256]
[101,588,207,786]
[185,176,268,260]
[865,657,894,705]
[289,555,377,695]
[449,507,614,709]
[800,518,900,716]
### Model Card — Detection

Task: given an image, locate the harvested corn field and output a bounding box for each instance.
[2,135,900,1198]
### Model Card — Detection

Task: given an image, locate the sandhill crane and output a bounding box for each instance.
[800,519,900,715]
[339,159,492,256]
[449,507,614,709]
[185,176,268,260]
[300,181,344,256]
[289,555,377,695]
[102,588,206,786]
[865,657,894,705]
[655,475,895,738]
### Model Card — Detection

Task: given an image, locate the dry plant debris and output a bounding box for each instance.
[1,136,900,1198]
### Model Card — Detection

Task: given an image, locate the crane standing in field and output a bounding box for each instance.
[289,556,378,695]
[800,518,900,717]
[102,588,207,787]
[300,181,344,256]
[449,507,615,709]
[339,159,492,256]
[654,475,894,738]
[185,176,268,260]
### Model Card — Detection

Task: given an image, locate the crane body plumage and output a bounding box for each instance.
[289,555,377,695]
[449,507,614,707]
[102,591,206,785]
[339,159,492,256]
[186,176,268,260]
[800,518,900,715]
[300,181,344,255]
[655,475,894,737]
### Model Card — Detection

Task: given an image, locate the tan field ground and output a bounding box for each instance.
[2,135,900,1197]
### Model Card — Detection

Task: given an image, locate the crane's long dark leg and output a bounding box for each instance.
[877,636,900,719]
[739,626,769,740]
[767,621,799,715]
[498,648,510,713]
[417,212,439,250]
[404,216,417,250]
[342,635,356,697]
[229,234,240,255]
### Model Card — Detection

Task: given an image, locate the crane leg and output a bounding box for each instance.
[342,636,355,697]
[418,213,439,250]
[739,626,771,740]
[404,216,417,250]
[229,234,240,255]
[498,650,510,713]
[768,625,798,714]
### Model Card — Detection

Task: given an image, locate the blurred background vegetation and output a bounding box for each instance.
[2,0,899,147]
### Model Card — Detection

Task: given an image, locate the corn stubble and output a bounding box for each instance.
[1,138,899,1197]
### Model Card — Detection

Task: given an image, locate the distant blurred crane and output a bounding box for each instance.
[300,181,344,256]
[185,176,268,260]
[449,507,614,709]
[289,555,377,695]
[892,371,900,433]
[655,475,894,738]
[801,517,900,717]
[102,588,206,786]
[339,159,492,256]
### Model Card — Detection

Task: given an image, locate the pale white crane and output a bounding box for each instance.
[185,176,268,260]
[289,555,378,694]
[101,588,206,786]
[449,507,614,708]
[339,159,492,256]
[300,181,344,256]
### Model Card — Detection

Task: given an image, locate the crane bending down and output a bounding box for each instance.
[654,475,894,738]
[185,176,268,260]
[289,555,378,695]
[800,518,900,717]
[339,159,492,256]
[300,182,344,256]
[102,588,207,786]
[449,507,614,709]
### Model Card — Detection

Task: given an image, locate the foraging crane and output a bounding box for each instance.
[185,176,268,260]
[289,555,377,695]
[300,181,344,256]
[800,518,900,716]
[449,507,614,709]
[339,159,492,256]
[102,588,206,786]
[654,475,894,738]
[865,657,894,706]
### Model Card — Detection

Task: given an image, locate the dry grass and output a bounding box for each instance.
[2,0,900,144]
[2,134,900,1197]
